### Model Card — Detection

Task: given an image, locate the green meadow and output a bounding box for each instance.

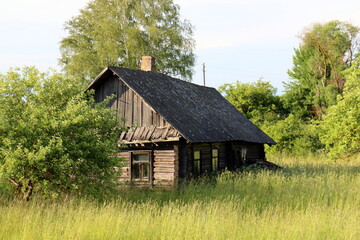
[1,156,359,240]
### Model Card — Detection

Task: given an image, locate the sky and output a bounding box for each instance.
[1,0,360,94]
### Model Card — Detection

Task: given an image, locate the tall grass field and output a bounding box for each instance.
[1,156,359,240]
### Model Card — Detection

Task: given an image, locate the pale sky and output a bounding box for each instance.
[1,0,360,93]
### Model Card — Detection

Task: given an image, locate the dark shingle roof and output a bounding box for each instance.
[87,66,276,145]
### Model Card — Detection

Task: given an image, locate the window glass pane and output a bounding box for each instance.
[133,154,149,162]
[194,151,200,160]
[212,149,218,171]
[142,163,149,179]
[193,150,201,176]
[133,163,140,179]
[212,157,218,171]
[212,149,218,157]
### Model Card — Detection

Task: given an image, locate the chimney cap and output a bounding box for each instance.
[140,56,156,72]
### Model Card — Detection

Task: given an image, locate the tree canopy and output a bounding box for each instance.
[219,80,285,125]
[0,67,123,200]
[286,20,360,118]
[320,57,360,158]
[59,0,195,84]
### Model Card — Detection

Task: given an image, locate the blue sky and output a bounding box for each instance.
[1,0,360,93]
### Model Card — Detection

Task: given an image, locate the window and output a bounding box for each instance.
[241,147,247,162]
[193,150,201,176]
[131,153,150,181]
[212,148,219,171]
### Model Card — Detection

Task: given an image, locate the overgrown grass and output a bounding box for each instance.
[1,156,359,239]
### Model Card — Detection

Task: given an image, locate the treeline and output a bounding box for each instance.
[220,20,360,159]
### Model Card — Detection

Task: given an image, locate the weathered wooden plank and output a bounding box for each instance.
[126,129,135,141]
[119,131,127,141]
[133,128,141,139]
[154,173,174,180]
[137,126,145,139]
[118,151,128,155]
[154,150,175,154]
[120,166,130,179]
[154,152,176,156]
[142,103,152,126]
[153,169,176,173]
[129,89,134,125]
[154,158,175,162]
[154,157,176,162]
[153,160,175,165]
[173,144,179,184]
[124,88,131,126]
[154,154,176,158]
[145,125,156,139]
[153,163,175,168]
[154,153,175,158]
[153,180,174,186]
[152,112,157,126]
[140,127,149,139]
[133,93,141,126]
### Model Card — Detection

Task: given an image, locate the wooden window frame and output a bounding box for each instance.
[130,151,153,182]
[211,147,219,171]
[193,150,201,177]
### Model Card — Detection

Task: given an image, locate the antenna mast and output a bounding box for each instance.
[202,62,206,86]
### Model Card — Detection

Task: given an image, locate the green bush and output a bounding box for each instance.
[0,67,123,201]
[263,114,323,156]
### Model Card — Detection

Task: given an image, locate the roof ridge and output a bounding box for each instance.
[108,66,216,90]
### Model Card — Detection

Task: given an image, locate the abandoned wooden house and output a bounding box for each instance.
[86,56,276,186]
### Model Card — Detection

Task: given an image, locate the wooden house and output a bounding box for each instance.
[86,56,276,186]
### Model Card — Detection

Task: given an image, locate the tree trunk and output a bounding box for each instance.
[23,180,34,201]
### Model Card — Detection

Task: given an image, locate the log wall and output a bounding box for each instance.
[153,149,177,186]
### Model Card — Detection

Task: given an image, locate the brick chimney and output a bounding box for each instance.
[140,56,156,72]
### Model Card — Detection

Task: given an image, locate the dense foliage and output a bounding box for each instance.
[218,80,285,125]
[320,58,360,158]
[286,20,359,119]
[221,21,360,159]
[60,0,195,84]
[0,67,123,200]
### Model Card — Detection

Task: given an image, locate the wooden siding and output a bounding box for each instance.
[94,76,169,128]
[153,149,176,186]
[117,151,130,181]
